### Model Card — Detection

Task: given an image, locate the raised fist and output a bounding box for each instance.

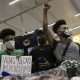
[23,39,30,47]
[43,3,51,11]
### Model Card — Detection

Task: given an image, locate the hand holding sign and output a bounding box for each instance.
[1,55,32,78]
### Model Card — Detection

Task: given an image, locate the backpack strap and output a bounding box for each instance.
[62,41,71,60]
[55,41,71,67]
[75,42,80,55]
[52,39,59,51]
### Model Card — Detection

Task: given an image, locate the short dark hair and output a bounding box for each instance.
[0,28,15,39]
[52,19,66,34]
[34,29,44,36]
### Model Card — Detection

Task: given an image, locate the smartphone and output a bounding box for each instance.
[38,57,45,64]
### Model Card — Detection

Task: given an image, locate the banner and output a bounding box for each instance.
[1,55,32,76]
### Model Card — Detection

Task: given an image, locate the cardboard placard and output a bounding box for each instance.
[1,55,32,76]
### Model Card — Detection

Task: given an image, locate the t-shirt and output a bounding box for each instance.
[30,44,56,72]
[0,49,24,60]
[53,40,80,62]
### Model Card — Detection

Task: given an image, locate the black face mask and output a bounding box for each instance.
[59,30,70,38]
[37,36,46,44]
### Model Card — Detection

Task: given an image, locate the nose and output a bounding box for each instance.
[65,29,69,32]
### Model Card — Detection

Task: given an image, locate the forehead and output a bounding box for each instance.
[4,35,14,40]
[58,24,68,30]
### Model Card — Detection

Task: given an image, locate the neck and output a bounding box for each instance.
[40,42,47,45]
[60,37,69,44]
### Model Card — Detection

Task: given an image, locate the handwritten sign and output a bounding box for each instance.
[1,55,32,76]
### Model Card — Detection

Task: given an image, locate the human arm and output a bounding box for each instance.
[43,3,55,47]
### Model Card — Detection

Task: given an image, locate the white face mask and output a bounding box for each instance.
[5,40,15,49]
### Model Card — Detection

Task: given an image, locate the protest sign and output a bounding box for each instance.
[1,55,32,76]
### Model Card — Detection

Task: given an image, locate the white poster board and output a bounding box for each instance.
[1,55,32,77]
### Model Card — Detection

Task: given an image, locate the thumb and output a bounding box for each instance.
[16,55,20,60]
[44,58,48,62]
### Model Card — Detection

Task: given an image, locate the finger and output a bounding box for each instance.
[16,55,20,60]
[39,64,46,68]
[44,3,51,8]
[40,64,46,66]
[44,58,48,63]
[39,63,47,65]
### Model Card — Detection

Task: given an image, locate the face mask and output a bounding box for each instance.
[37,36,46,44]
[59,30,70,38]
[5,40,15,49]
